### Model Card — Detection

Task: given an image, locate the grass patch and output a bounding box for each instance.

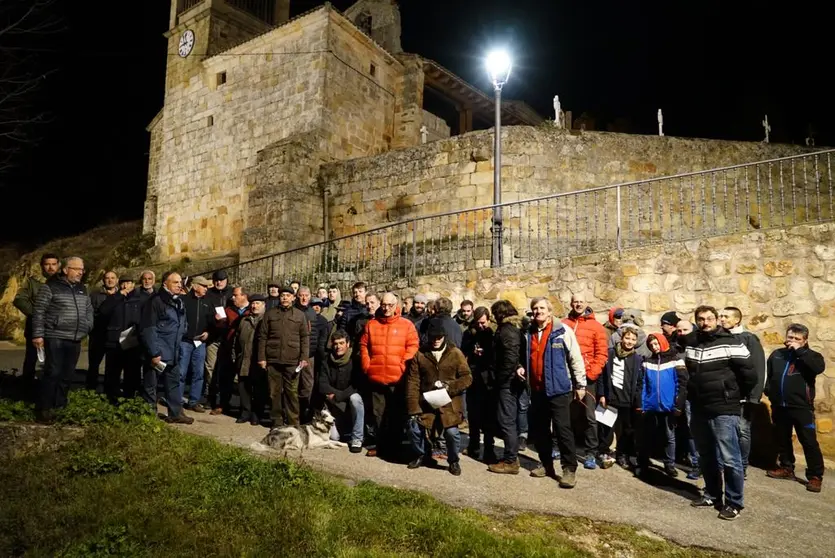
[0,419,735,558]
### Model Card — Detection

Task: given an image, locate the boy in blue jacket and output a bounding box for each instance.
[636,333,688,477]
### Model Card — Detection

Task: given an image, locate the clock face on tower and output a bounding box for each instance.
[178,30,195,58]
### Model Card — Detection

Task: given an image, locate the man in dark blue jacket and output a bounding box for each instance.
[31,256,94,422]
[765,323,826,493]
[140,271,192,424]
[98,276,144,403]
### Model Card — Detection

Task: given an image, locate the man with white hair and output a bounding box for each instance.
[526,297,587,488]
[31,256,94,422]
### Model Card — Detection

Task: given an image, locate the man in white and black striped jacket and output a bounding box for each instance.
[31,256,94,422]
[681,305,757,522]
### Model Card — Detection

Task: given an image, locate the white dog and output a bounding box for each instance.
[261,407,346,454]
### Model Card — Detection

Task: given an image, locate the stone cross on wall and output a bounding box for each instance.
[762,114,771,143]
[657,108,664,137]
[553,95,563,129]
[420,125,428,144]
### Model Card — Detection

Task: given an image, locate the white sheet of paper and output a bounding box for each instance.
[119,327,138,349]
[214,306,225,318]
[423,388,452,409]
[193,339,203,348]
[595,404,618,427]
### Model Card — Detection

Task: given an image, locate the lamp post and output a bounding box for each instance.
[486,50,511,267]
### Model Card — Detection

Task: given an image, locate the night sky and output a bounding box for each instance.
[1,0,831,246]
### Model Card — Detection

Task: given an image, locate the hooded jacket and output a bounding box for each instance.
[407,344,472,429]
[764,345,826,410]
[524,317,587,397]
[728,326,767,403]
[638,333,688,413]
[562,307,609,381]
[600,344,644,408]
[359,307,420,385]
[682,327,757,417]
[98,289,144,351]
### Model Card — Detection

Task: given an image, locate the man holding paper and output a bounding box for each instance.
[406,318,472,475]
[178,276,215,412]
[98,276,144,403]
[524,297,587,488]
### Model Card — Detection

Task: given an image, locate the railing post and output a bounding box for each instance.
[270,256,275,281]
[411,219,417,279]
[616,184,622,253]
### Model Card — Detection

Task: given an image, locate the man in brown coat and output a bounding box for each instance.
[234,293,267,426]
[257,287,309,427]
[406,318,472,475]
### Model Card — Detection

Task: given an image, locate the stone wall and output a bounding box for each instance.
[422,109,451,142]
[323,126,819,240]
[387,222,835,427]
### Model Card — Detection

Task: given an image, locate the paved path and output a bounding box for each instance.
[178,410,835,558]
[2,344,833,557]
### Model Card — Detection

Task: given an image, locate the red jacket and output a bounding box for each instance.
[562,308,608,381]
[360,309,419,386]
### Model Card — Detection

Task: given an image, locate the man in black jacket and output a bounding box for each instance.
[338,281,368,334]
[461,307,496,462]
[204,270,232,405]
[178,276,215,412]
[98,276,144,403]
[31,257,94,422]
[765,323,826,493]
[319,329,365,453]
[295,286,328,422]
[87,270,119,390]
[720,306,766,477]
[683,305,757,521]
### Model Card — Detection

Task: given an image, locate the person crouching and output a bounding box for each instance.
[406,318,472,475]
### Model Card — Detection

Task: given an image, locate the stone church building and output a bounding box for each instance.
[145,0,541,261]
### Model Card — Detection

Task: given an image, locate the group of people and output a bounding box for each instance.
[12,254,828,521]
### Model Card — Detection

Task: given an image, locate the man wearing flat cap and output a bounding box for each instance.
[234,293,268,425]
[256,286,309,427]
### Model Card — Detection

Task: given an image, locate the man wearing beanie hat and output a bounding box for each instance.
[660,311,680,342]
[406,294,429,331]
[406,317,472,475]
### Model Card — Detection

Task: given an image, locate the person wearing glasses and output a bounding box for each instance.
[31,256,94,423]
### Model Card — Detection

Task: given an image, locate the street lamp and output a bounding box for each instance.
[486,50,512,267]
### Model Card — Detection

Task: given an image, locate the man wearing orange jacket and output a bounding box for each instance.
[360,292,420,458]
[563,292,609,469]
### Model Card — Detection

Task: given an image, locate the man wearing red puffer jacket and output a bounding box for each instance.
[360,292,419,458]
[563,292,609,469]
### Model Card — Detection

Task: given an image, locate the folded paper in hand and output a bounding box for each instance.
[594,404,618,427]
[422,388,451,409]
[214,306,225,318]
[119,326,138,349]
[154,360,168,373]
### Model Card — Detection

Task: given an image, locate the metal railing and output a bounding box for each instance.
[176,0,203,15]
[224,0,276,24]
[206,149,835,293]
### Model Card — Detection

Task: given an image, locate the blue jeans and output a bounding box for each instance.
[329,392,365,443]
[178,341,206,405]
[517,388,530,439]
[142,361,183,418]
[738,403,753,471]
[685,401,700,466]
[409,417,461,464]
[690,409,744,509]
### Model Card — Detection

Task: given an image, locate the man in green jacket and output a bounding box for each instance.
[13,253,60,394]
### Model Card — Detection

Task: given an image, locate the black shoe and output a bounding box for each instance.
[236,414,250,424]
[250,415,260,426]
[665,464,679,478]
[35,410,55,425]
[407,457,423,469]
[164,414,194,425]
[449,462,462,476]
[616,455,629,469]
[691,495,720,509]
[518,437,528,452]
[718,505,741,521]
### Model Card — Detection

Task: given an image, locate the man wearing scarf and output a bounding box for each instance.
[319,328,365,453]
